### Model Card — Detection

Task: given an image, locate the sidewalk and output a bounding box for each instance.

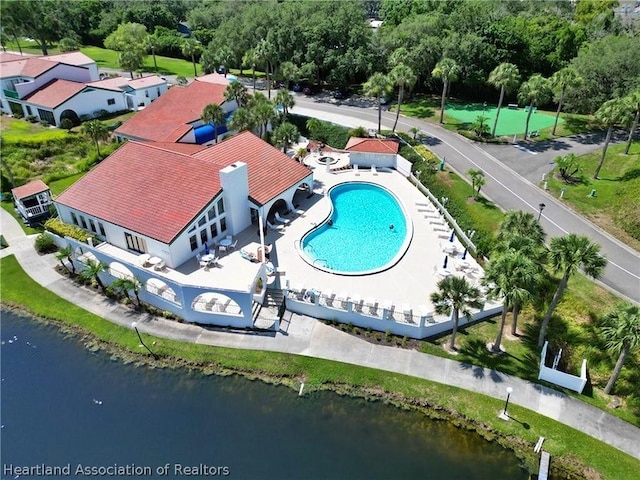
[1,204,639,460]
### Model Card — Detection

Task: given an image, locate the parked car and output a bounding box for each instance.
[332,89,351,100]
[216,65,227,75]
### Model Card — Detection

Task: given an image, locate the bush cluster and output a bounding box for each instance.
[44,218,94,243]
[34,233,57,254]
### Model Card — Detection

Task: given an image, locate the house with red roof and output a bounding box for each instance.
[114,76,235,145]
[345,137,400,168]
[11,179,52,224]
[1,51,167,126]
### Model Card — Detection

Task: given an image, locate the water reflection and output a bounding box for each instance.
[1,310,527,479]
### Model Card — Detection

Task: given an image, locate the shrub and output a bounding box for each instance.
[60,118,74,131]
[44,217,94,243]
[34,233,57,254]
[13,112,24,119]
[39,120,50,127]
[26,115,37,123]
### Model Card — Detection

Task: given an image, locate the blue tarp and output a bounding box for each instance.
[194,112,235,144]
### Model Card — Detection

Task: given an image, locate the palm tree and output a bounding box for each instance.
[430,276,483,351]
[363,72,393,134]
[279,61,300,90]
[272,122,299,153]
[274,89,295,121]
[518,74,551,141]
[389,63,417,132]
[55,245,76,275]
[483,251,537,352]
[201,103,226,143]
[249,96,275,139]
[488,63,520,137]
[144,34,160,73]
[79,259,107,294]
[550,67,583,136]
[538,234,607,347]
[593,98,633,179]
[255,39,275,99]
[467,168,486,199]
[228,108,256,133]
[432,58,460,124]
[82,120,109,158]
[181,39,201,77]
[409,126,420,140]
[471,115,490,137]
[110,277,142,309]
[224,81,249,108]
[600,303,640,394]
[623,91,640,155]
[242,48,258,93]
[497,210,546,245]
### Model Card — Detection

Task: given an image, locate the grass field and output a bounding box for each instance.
[546,141,640,251]
[2,254,639,479]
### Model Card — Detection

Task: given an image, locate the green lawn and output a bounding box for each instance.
[1,254,639,479]
[0,201,42,235]
[546,141,640,251]
[1,117,70,144]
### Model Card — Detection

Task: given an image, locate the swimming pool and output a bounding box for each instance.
[300,182,412,275]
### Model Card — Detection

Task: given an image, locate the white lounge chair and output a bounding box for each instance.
[228,239,238,251]
[351,294,363,312]
[275,212,290,225]
[354,164,360,176]
[371,165,378,175]
[365,297,378,316]
[267,221,284,231]
[402,304,413,323]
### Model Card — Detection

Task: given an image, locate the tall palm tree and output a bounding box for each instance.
[538,234,607,347]
[224,81,249,108]
[518,74,552,141]
[363,72,393,134]
[81,120,109,158]
[242,48,258,93]
[430,276,483,350]
[488,63,520,137]
[432,58,460,124]
[79,259,107,294]
[550,67,583,136]
[55,245,76,275]
[228,108,256,133]
[483,251,537,352]
[600,303,640,394]
[144,34,160,73]
[181,39,201,77]
[593,98,633,179]
[255,39,275,99]
[201,103,226,143]
[275,89,295,122]
[497,210,546,245]
[251,99,275,140]
[389,63,417,132]
[272,122,299,153]
[623,91,640,155]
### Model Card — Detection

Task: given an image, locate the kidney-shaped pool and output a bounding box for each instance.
[300,182,413,275]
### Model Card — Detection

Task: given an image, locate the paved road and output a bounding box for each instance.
[1,207,638,460]
[291,96,640,303]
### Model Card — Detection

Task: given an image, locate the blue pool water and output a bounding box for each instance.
[301,182,410,274]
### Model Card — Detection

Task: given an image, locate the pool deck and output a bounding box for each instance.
[267,151,486,315]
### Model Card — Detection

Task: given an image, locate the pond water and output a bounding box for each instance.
[0,310,527,479]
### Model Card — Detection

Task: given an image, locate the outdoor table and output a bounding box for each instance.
[148,256,162,266]
[138,253,151,266]
[219,238,232,247]
[202,254,215,263]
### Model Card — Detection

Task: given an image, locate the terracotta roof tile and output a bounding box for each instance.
[345,137,400,154]
[128,75,166,89]
[0,57,57,79]
[12,179,49,200]
[40,51,94,66]
[115,81,226,142]
[55,142,223,244]
[0,52,30,63]
[23,79,86,109]
[194,131,312,205]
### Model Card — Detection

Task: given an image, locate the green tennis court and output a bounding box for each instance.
[445,102,562,136]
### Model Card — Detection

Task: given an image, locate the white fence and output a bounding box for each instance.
[538,341,588,393]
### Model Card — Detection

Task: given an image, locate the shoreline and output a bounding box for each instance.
[0,303,598,479]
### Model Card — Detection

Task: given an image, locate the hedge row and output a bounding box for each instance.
[44,218,95,244]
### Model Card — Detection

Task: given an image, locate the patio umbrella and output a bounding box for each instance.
[443,255,448,269]
[462,248,467,260]
[449,230,455,242]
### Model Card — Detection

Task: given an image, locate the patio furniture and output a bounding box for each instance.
[354,164,360,176]
[275,212,290,225]
[323,290,335,307]
[371,165,378,175]
[148,256,162,267]
[365,297,378,316]
[239,249,258,262]
[153,260,166,271]
[138,253,151,267]
[267,221,284,231]
[351,293,363,312]
[402,304,413,323]
[217,298,232,312]
[336,292,350,310]
[228,239,238,251]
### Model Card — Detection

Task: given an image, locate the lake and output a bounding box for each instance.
[1,310,527,479]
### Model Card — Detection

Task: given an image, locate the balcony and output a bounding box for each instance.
[3,89,19,99]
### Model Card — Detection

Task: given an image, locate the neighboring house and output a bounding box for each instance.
[11,179,52,224]
[114,75,236,145]
[54,131,313,269]
[0,52,168,125]
[345,137,400,168]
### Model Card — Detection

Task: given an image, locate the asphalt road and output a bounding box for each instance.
[292,94,640,303]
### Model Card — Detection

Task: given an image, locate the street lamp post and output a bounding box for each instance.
[537,203,546,222]
[131,322,158,360]
[500,386,514,420]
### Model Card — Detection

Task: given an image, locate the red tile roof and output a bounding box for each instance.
[140,141,208,155]
[55,142,223,244]
[195,73,231,86]
[55,133,312,243]
[23,79,86,108]
[345,137,400,154]
[194,131,312,205]
[0,57,58,79]
[40,51,94,66]
[12,179,49,200]
[115,81,227,142]
[0,52,30,63]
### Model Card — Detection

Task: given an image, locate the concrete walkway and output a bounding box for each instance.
[1,208,639,460]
